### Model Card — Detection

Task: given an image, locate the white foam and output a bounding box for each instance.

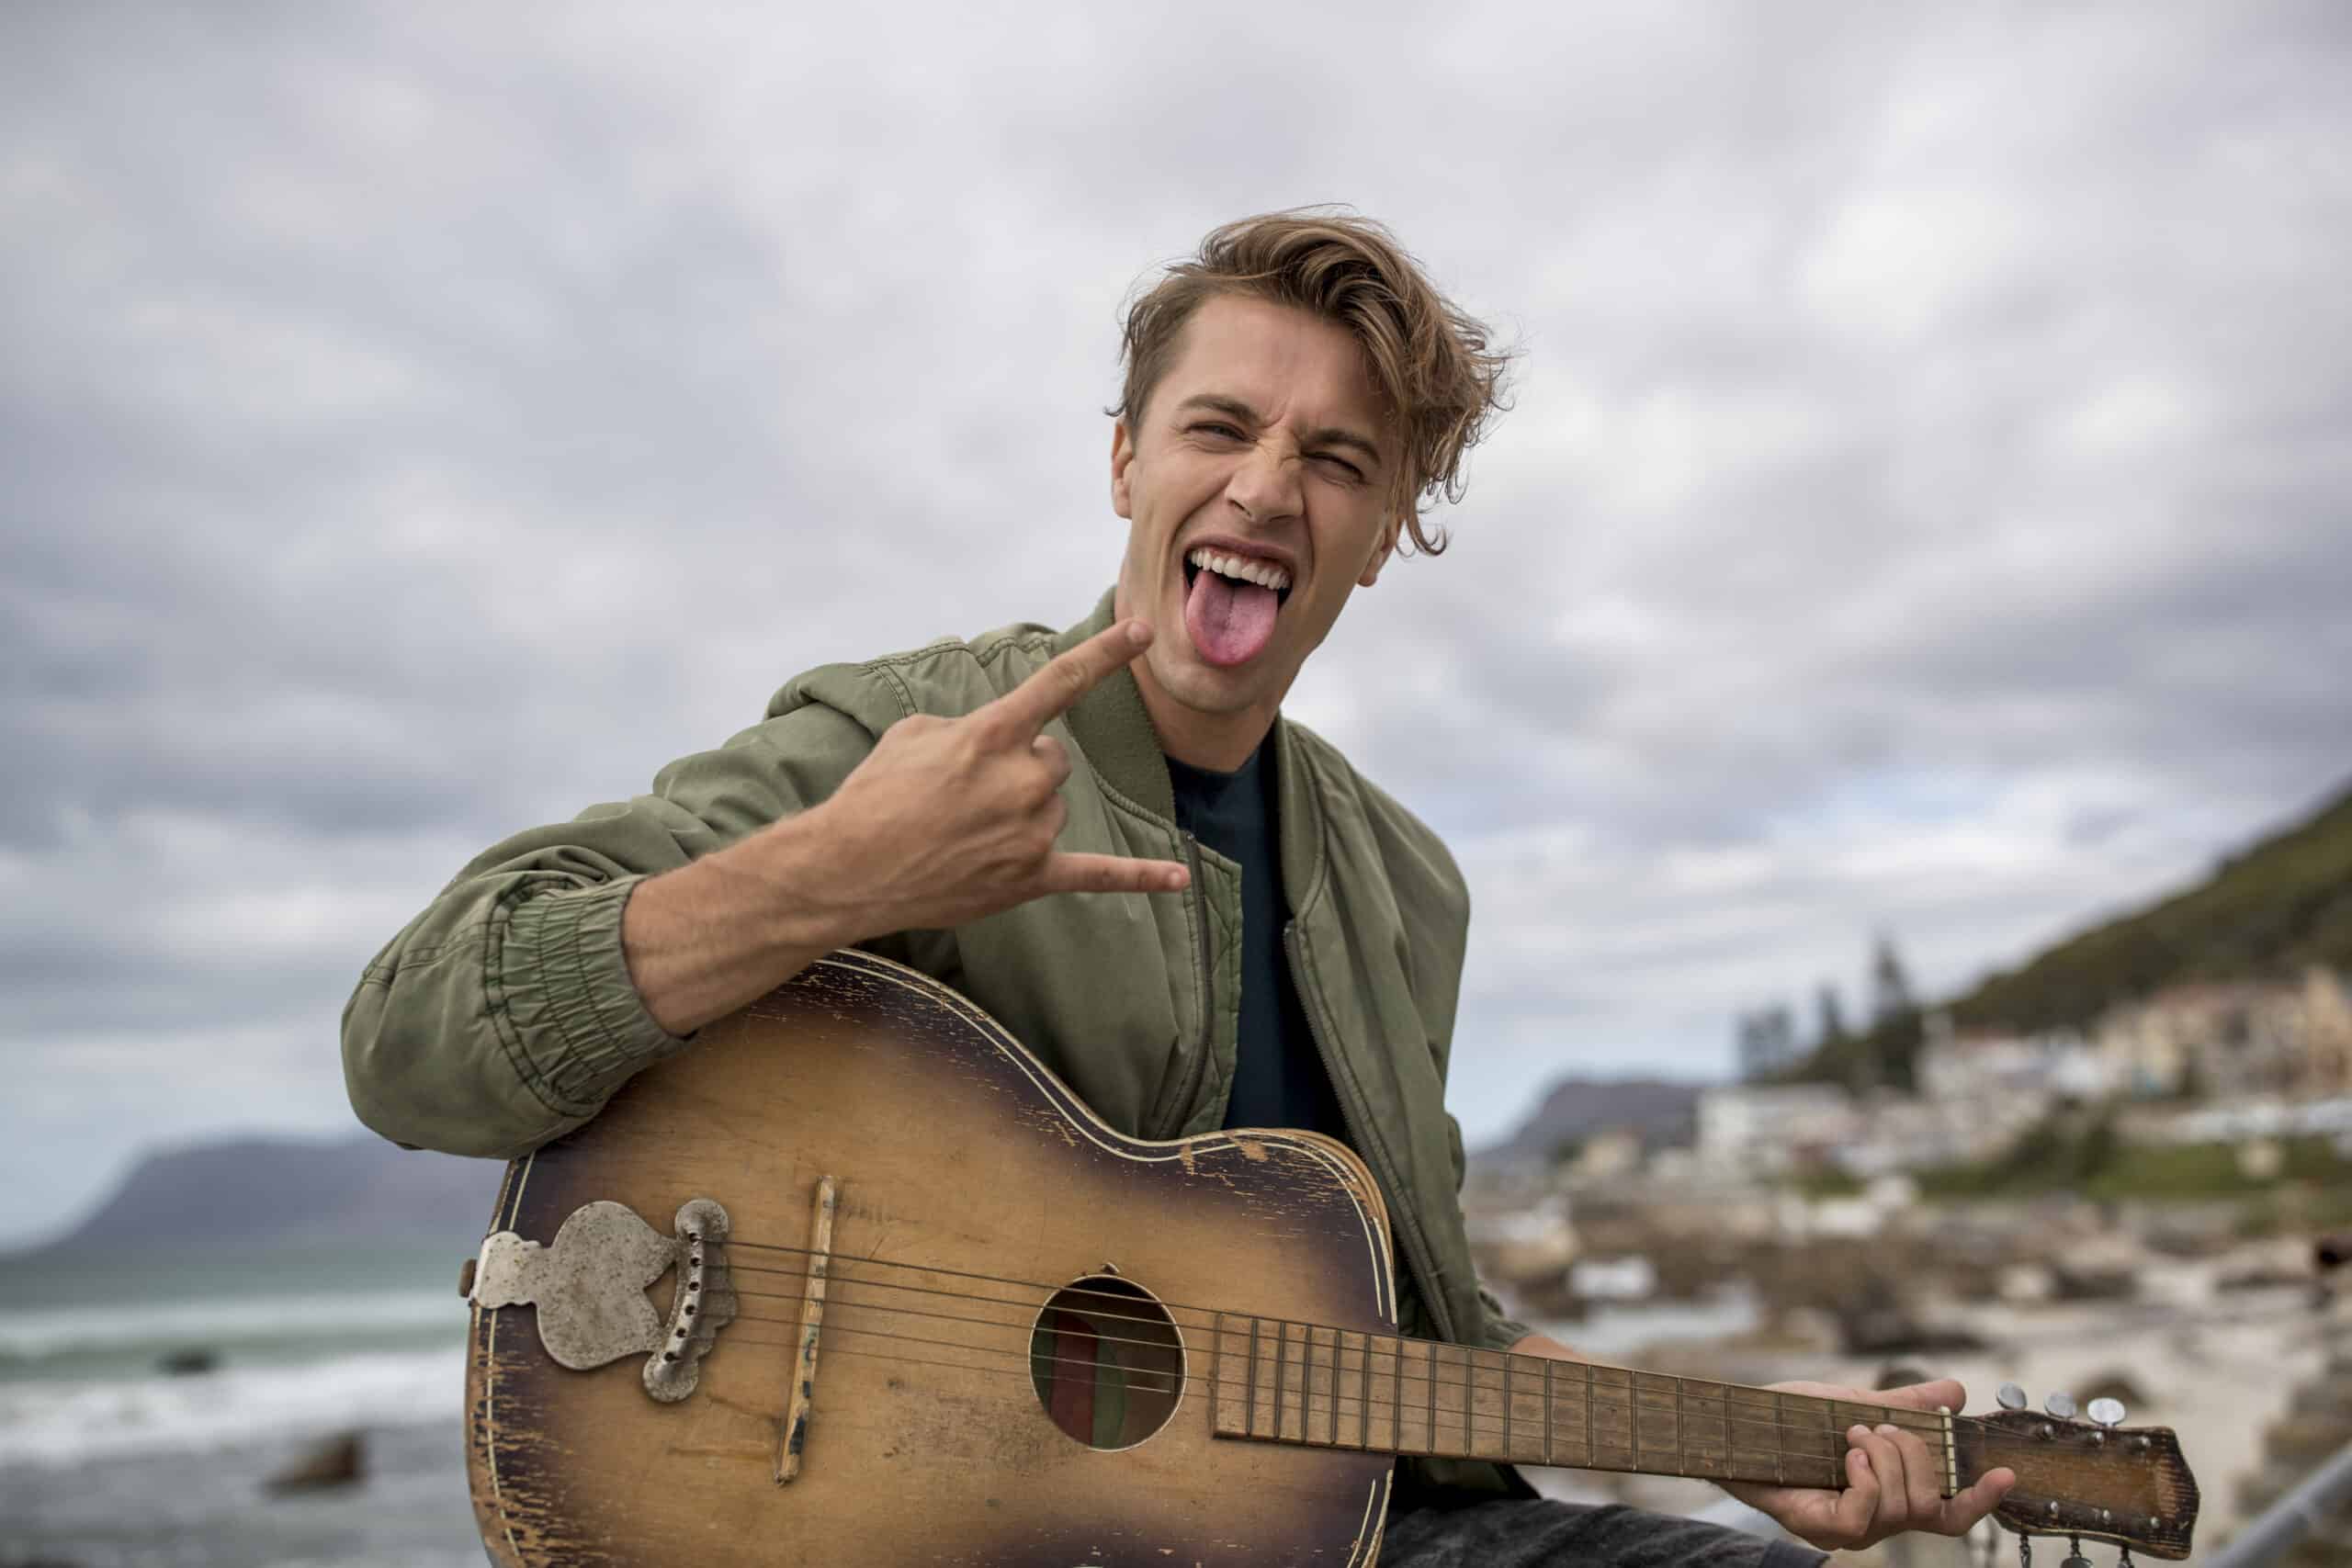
[0,1289,461,1360]
[0,1346,462,1468]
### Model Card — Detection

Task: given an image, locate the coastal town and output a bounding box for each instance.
[1464,967,2352,1561]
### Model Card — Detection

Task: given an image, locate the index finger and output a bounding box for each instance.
[983,619,1154,738]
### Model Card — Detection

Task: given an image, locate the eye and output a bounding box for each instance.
[1189,421,1246,441]
[1315,453,1366,482]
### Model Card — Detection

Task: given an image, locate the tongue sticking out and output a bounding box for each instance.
[1185,568,1281,668]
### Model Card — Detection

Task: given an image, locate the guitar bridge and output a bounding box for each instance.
[471,1197,738,1402]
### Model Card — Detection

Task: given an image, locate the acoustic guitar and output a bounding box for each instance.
[460,949,2198,1564]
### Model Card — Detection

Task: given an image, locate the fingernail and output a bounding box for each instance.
[1847,1425,1870,1442]
[1877,1424,1900,1438]
[1853,1451,1871,1473]
[1127,621,1150,645]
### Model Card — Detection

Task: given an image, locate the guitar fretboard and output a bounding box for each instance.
[1205,1314,1954,1494]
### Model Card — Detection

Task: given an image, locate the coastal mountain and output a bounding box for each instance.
[1798,772,2352,1088]
[1473,1077,1702,1168]
[15,1134,501,1257]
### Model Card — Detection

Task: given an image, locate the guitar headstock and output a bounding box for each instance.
[1956,1391,2199,1560]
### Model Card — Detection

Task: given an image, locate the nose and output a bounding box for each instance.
[1225,435,1304,526]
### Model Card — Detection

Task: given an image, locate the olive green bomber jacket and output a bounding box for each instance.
[343,592,1531,1493]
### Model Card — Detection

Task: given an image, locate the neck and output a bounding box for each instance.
[1129,662,1281,773]
[1204,1314,1952,1495]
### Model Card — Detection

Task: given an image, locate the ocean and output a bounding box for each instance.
[0,1245,481,1567]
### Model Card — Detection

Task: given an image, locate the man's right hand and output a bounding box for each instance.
[626,618,1192,1037]
[797,617,1193,938]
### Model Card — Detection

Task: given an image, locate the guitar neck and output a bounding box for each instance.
[1203,1314,1952,1494]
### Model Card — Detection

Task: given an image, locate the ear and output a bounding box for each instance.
[1110,419,1136,519]
[1357,516,1402,588]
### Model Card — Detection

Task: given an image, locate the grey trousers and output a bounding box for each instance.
[1379,1499,1829,1568]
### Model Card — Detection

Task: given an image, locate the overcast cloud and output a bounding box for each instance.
[3,1,2346,1245]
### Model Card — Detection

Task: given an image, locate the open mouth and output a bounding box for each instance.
[1181,547,1291,668]
[1182,547,1294,604]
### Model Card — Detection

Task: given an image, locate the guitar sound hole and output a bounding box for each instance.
[1028,1275,1182,1450]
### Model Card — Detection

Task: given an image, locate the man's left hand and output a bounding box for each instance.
[1722,1378,2015,1551]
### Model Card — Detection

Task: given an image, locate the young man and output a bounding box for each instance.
[345,211,2010,1562]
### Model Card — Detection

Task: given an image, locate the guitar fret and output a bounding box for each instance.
[1383,1335,1401,1457]
[1246,1317,1261,1438]
[1324,1326,1340,1446]
[1279,1316,1298,1438]
[1355,1332,1371,1450]
[1425,1338,1437,1454]
[1211,1311,1224,1438]
[1543,1358,1555,1465]
[1502,1354,1513,1461]
[1299,1323,1316,1443]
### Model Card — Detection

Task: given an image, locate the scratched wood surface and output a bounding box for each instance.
[466,949,1397,1568]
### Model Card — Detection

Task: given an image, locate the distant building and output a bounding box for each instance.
[1917,1026,2110,1104]
[1695,1084,1859,1175]
[2094,968,2352,1100]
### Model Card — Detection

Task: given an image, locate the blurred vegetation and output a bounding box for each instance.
[1911,1111,2352,1202]
[1780,1165,1866,1198]
[1788,775,2352,1091]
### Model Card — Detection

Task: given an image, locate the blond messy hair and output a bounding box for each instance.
[1110,208,1514,556]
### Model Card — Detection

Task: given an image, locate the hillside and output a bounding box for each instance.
[1796,773,2352,1088]
[8,1134,502,1258]
[1474,1077,1702,1168]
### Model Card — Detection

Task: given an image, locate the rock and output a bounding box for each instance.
[153,1347,217,1376]
[2266,1411,2352,1465]
[1835,1308,1990,1358]
[2076,1371,2149,1410]
[264,1430,365,1494]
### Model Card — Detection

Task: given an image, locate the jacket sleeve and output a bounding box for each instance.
[341,701,878,1159]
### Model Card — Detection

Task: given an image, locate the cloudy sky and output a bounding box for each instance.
[4,1,2346,1246]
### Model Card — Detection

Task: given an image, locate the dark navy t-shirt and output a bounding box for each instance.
[1164,738,1351,1140]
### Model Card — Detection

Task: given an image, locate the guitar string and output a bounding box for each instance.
[655,1322,1857,1483]
[685,1253,1951,1440]
[719,1306,1882,1465]
[703,1235,1991,1439]
[667,1278,1933,1468]
[721,1287,1919,1444]
[752,1337,1857,1484]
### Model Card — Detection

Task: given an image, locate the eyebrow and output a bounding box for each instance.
[1172,393,1385,468]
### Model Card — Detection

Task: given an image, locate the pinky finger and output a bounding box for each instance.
[1838,1444,1880,1543]
[1036,852,1191,896]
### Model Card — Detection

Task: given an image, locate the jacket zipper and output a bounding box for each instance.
[1283,920,1453,1346]
[1149,830,1218,1140]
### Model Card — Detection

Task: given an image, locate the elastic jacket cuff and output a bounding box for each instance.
[491,874,689,1116]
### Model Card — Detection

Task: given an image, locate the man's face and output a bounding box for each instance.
[1112,293,1399,759]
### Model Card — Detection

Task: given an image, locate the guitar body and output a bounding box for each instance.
[467,949,1399,1567]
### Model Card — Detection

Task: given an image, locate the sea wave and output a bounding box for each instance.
[0,1288,464,1362]
[0,1345,463,1467]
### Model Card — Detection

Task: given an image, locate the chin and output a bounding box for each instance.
[1156,649,1270,716]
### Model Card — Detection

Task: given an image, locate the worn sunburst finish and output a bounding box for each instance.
[467,949,1397,1567]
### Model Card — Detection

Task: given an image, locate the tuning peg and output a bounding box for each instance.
[1997,1382,2028,1410]
[2059,1534,2091,1568]
[2044,1391,2078,1419]
[2086,1396,2125,1427]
